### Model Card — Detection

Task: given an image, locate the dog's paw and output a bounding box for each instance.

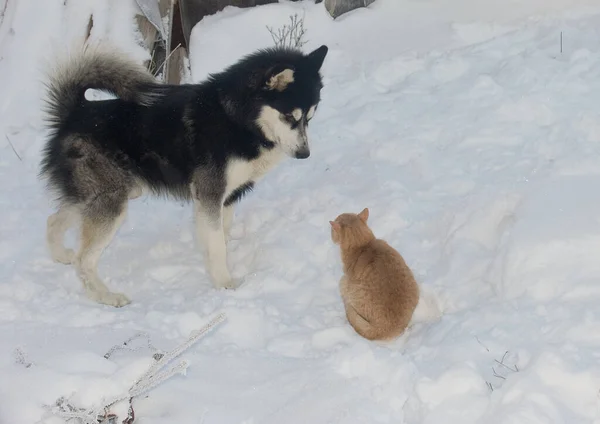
[53,248,75,265]
[93,291,132,308]
[216,278,241,291]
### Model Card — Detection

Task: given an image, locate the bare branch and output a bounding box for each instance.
[154,43,181,78]
[475,336,490,352]
[490,350,520,384]
[494,350,519,372]
[6,134,21,161]
[104,332,163,361]
[0,0,8,26]
[266,13,308,49]
[13,347,32,368]
[48,313,226,423]
[492,367,506,380]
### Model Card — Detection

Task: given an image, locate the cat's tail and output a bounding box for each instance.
[410,286,443,326]
[345,305,388,341]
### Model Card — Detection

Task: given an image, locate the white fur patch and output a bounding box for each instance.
[225,149,285,197]
[292,108,302,121]
[256,105,308,156]
[307,105,316,120]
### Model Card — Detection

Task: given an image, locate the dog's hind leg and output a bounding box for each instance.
[47,205,78,264]
[128,183,143,200]
[75,193,131,307]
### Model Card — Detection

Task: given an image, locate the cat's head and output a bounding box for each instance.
[329,208,371,246]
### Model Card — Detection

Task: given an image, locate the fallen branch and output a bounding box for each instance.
[104,332,163,361]
[0,0,8,27]
[13,347,32,368]
[153,43,181,78]
[49,312,226,423]
[494,351,519,372]
[488,350,520,391]
[6,134,21,161]
[474,335,489,352]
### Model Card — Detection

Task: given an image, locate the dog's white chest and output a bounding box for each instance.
[225,149,285,195]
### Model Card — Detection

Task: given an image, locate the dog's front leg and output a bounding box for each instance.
[193,198,238,290]
[223,205,234,242]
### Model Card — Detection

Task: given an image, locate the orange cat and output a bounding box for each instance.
[330,208,419,341]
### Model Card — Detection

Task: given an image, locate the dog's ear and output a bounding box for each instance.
[306,45,328,71]
[264,65,295,91]
[358,208,369,223]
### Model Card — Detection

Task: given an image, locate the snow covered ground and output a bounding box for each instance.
[3,0,600,422]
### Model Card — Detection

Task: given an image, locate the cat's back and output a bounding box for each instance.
[355,238,419,311]
[361,239,413,280]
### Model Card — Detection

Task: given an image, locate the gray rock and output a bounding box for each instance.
[324,0,376,19]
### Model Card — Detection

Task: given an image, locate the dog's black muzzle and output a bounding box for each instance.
[294,148,310,159]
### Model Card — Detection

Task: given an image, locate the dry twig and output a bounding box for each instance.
[153,43,181,78]
[267,13,308,49]
[14,347,32,368]
[6,134,21,161]
[49,313,226,423]
[475,336,489,352]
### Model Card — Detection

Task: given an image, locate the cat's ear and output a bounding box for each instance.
[329,220,341,233]
[358,208,369,222]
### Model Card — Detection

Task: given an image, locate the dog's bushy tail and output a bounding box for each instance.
[44,45,160,131]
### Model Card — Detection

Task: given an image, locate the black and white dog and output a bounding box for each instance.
[40,43,328,307]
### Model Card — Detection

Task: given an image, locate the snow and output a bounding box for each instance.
[3,0,600,422]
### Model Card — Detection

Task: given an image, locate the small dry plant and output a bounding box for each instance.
[267,13,308,49]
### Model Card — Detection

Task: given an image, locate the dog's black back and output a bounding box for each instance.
[40,45,328,206]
